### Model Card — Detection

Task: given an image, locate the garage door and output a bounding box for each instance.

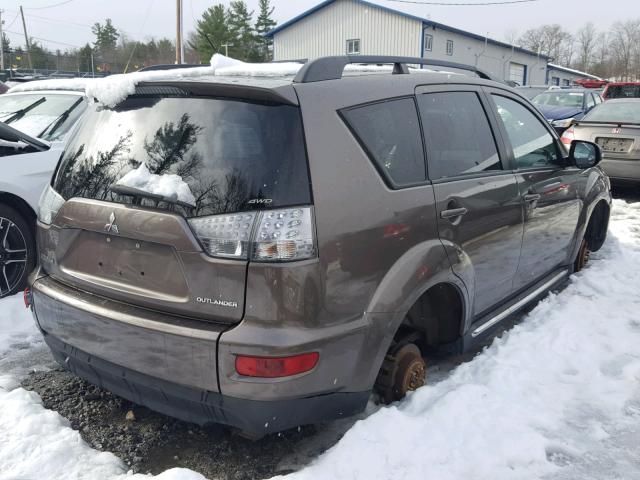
[509,62,526,86]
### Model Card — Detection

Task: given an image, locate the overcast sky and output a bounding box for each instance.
[0,0,632,52]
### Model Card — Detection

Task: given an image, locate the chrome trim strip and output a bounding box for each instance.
[471,270,568,338]
[33,276,223,341]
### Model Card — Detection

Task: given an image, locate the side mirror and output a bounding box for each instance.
[569,140,601,169]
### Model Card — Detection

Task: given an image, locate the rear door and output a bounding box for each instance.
[416,85,523,317]
[486,91,582,292]
[44,93,311,324]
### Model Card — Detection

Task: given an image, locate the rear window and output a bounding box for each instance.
[53,96,311,217]
[583,101,640,123]
[605,84,640,99]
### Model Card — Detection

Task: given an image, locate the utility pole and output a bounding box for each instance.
[0,9,5,71]
[175,0,183,64]
[19,6,33,70]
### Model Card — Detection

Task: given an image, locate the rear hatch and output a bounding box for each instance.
[40,84,312,324]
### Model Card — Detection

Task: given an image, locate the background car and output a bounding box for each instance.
[0,84,88,297]
[602,82,640,100]
[532,88,603,133]
[0,82,7,95]
[561,98,640,185]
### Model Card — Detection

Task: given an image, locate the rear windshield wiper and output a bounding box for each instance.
[109,184,196,213]
[3,96,47,125]
[38,97,84,139]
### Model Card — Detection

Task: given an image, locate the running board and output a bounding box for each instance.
[471,270,569,338]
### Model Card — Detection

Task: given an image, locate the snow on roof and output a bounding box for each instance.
[7,55,305,108]
[547,63,602,80]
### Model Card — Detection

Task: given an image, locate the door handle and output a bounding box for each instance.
[440,207,468,219]
[523,193,541,202]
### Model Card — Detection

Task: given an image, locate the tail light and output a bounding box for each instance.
[235,352,319,378]
[37,185,65,225]
[188,206,316,262]
[560,127,575,146]
[23,288,32,309]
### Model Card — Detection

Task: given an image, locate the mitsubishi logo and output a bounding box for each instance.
[104,212,119,234]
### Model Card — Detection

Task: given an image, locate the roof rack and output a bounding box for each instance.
[293,56,493,83]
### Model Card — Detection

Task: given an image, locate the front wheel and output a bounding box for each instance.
[0,204,35,298]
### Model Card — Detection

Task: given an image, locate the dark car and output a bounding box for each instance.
[28,56,611,436]
[532,89,603,133]
[0,82,8,95]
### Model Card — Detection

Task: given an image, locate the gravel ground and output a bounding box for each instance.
[20,367,349,479]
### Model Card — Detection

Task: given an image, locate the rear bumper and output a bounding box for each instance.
[600,158,640,183]
[43,333,369,434]
[29,274,371,433]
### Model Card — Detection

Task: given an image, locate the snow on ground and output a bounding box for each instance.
[0,199,639,479]
[273,199,640,480]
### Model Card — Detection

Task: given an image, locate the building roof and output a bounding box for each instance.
[547,63,601,80]
[266,0,550,60]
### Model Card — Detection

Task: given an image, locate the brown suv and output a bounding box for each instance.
[28,57,611,436]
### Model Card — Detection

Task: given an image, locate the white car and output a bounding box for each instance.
[0,85,87,297]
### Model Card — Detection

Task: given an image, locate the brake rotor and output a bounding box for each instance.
[376,342,426,404]
[575,238,590,272]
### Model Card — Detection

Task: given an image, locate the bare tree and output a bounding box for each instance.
[576,22,597,71]
[609,20,640,80]
[519,24,573,65]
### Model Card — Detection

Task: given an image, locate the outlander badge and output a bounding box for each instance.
[104,212,119,234]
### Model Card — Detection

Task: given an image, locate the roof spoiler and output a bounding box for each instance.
[294,55,493,83]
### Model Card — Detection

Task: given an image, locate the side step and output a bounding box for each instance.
[470,269,569,339]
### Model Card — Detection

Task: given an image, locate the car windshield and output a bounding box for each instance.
[0,93,86,141]
[583,101,640,124]
[532,92,584,108]
[53,96,311,218]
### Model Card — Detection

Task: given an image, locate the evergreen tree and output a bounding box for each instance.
[255,0,277,61]
[92,18,120,69]
[78,43,93,73]
[228,1,258,61]
[189,4,231,63]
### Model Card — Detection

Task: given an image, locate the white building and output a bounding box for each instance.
[546,63,602,87]
[266,0,581,86]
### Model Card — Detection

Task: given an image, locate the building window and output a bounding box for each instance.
[562,79,571,86]
[551,76,560,86]
[424,33,433,53]
[446,40,454,56]
[346,39,360,55]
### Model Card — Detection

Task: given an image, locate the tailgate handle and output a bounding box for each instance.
[440,207,468,219]
[523,193,541,202]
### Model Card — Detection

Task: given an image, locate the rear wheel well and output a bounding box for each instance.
[585,200,609,252]
[400,283,464,352]
[0,193,36,234]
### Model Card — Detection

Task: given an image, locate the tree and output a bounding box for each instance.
[29,39,51,69]
[92,19,119,52]
[576,23,597,71]
[519,24,573,64]
[78,43,93,73]
[609,20,640,80]
[255,0,277,61]
[189,4,231,62]
[228,1,257,61]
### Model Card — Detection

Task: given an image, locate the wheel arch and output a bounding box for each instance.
[0,192,37,235]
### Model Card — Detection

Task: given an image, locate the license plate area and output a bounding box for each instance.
[59,230,189,301]
[595,137,634,153]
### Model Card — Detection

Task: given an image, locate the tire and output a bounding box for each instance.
[0,204,36,298]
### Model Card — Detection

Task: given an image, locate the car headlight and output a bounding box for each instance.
[551,118,574,128]
[37,184,65,225]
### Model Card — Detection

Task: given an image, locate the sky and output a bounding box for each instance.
[0,0,633,52]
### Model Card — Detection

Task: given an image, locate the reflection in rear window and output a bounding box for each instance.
[53,97,311,217]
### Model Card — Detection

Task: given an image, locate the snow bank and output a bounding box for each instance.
[115,163,196,206]
[273,199,640,480]
[0,296,39,359]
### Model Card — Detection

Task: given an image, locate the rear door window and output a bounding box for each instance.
[341,97,426,187]
[417,91,501,180]
[53,96,311,217]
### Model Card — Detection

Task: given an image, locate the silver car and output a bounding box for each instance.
[563,98,640,184]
